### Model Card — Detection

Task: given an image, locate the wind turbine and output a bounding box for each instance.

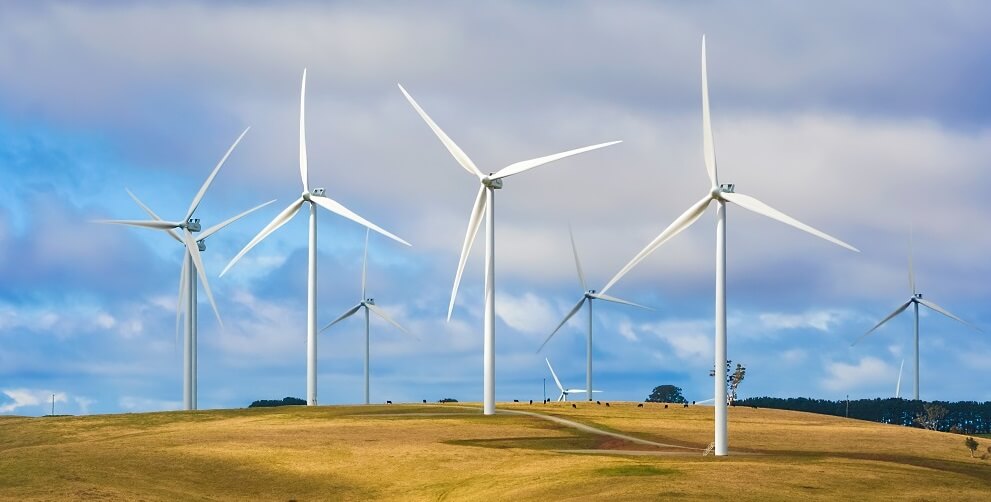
[600,36,859,456]
[320,229,411,405]
[398,83,620,415]
[537,226,650,401]
[96,128,275,410]
[545,358,601,402]
[852,238,981,400]
[221,69,411,406]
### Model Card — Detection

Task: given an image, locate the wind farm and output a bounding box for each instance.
[2,2,990,500]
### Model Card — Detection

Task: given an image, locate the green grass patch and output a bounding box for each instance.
[596,465,678,477]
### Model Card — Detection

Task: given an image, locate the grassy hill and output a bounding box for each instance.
[2,402,989,500]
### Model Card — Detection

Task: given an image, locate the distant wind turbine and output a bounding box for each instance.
[545,358,601,402]
[398,84,620,415]
[221,69,411,406]
[601,36,859,456]
[96,128,274,410]
[321,230,412,405]
[537,226,650,401]
[852,235,981,400]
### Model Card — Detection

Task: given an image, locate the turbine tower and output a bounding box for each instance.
[537,226,650,401]
[852,237,981,400]
[601,36,858,456]
[222,69,411,406]
[545,358,600,402]
[321,230,411,404]
[398,83,620,415]
[97,128,274,410]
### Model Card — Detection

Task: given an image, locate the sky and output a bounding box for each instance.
[2,1,989,416]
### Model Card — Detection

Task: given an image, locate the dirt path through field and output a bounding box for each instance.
[494,408,702,451]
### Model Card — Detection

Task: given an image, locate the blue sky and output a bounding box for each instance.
[2,1,989,415]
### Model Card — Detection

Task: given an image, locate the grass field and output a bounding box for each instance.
[2,401,990,500]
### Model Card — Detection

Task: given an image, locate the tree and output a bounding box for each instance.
[965,437,979,457]
[438,398,458,403]
[914,403,949,431]
[728,363,746,404]
[646,385,686,404]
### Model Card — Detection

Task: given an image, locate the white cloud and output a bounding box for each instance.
[73,396,95,415]
[820,356,893,392]
[495,292,558,335]
[638,319,712,361]
[759,309,852,332]
[0,389,66,414]
[119,396,181,413]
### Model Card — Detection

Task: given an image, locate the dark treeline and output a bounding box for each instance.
[248,397,306,408]
[736,397,991,434]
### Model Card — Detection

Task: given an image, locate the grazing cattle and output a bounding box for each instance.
[513,399,519,402]
[386,400,392,404]
[529,400,533,405]
[684,403,689,408]
[596,401,601,405]
[572,404,577,409]
[605,402,610,407]
[664,404,668,409]
[422,400,427,404]
[637,403,644,408]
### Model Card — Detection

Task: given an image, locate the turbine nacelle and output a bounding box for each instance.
[183,218,202,232]
[196,240,206,252]
[302,188,326,201]
[481,176,503,189]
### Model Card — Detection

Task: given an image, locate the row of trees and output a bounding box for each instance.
[736,396,991,434]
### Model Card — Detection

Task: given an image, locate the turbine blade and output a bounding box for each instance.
[183,229,222,327]
[185,127,249,221]
[199,199,278,240]
[448,186,487,321]
[721,192,859,252]
[918,298,982,332]
[367,303,411,335]
[92,219,182,230]
[220,198,304,277]
[569,224,587,292]
[545,358,565,392]
[701,34,718,187]
[361,228,369,300]
[176,251,188,353]
[398,83,483,178]
[590,292,652,310]
[908,227,916,295]
[896,359,904,398]
[126,188,182,243]
[311,195,411,247]
[319,304,362,333]
[600,195,713,294]
[491,141,622,180]
[851,300,912,346]
[299,68,309,192]
[536,297,587,353]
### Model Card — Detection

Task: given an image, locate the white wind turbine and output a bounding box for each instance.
[321,229,411,405]
[221,69,411,406]
[398,84,620,415]
[97,128,274,410]
[600,36,859,456]
[545,358,601,402]
[537,226,650,401]
[852,238,981,400]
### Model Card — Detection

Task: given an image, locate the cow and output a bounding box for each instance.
[596,401,601,405]
[664,404,668,409]
[529,400,533,405]
[422,400,427,404]
[572,404,577,409]
[386,400,392,404]
[605,402,610,407]
[637,403,644,408]
[513,399,519,403]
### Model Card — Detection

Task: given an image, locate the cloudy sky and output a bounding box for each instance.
[2,1,989,416]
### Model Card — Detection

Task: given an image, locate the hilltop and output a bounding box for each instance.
[1,402,989,500]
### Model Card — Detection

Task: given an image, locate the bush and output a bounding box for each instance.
[438,398,458,403]
[249,397,307,408]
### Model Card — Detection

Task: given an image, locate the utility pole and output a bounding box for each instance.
[846,394,849,418]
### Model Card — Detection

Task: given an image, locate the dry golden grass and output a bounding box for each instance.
[1,402,989,500]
